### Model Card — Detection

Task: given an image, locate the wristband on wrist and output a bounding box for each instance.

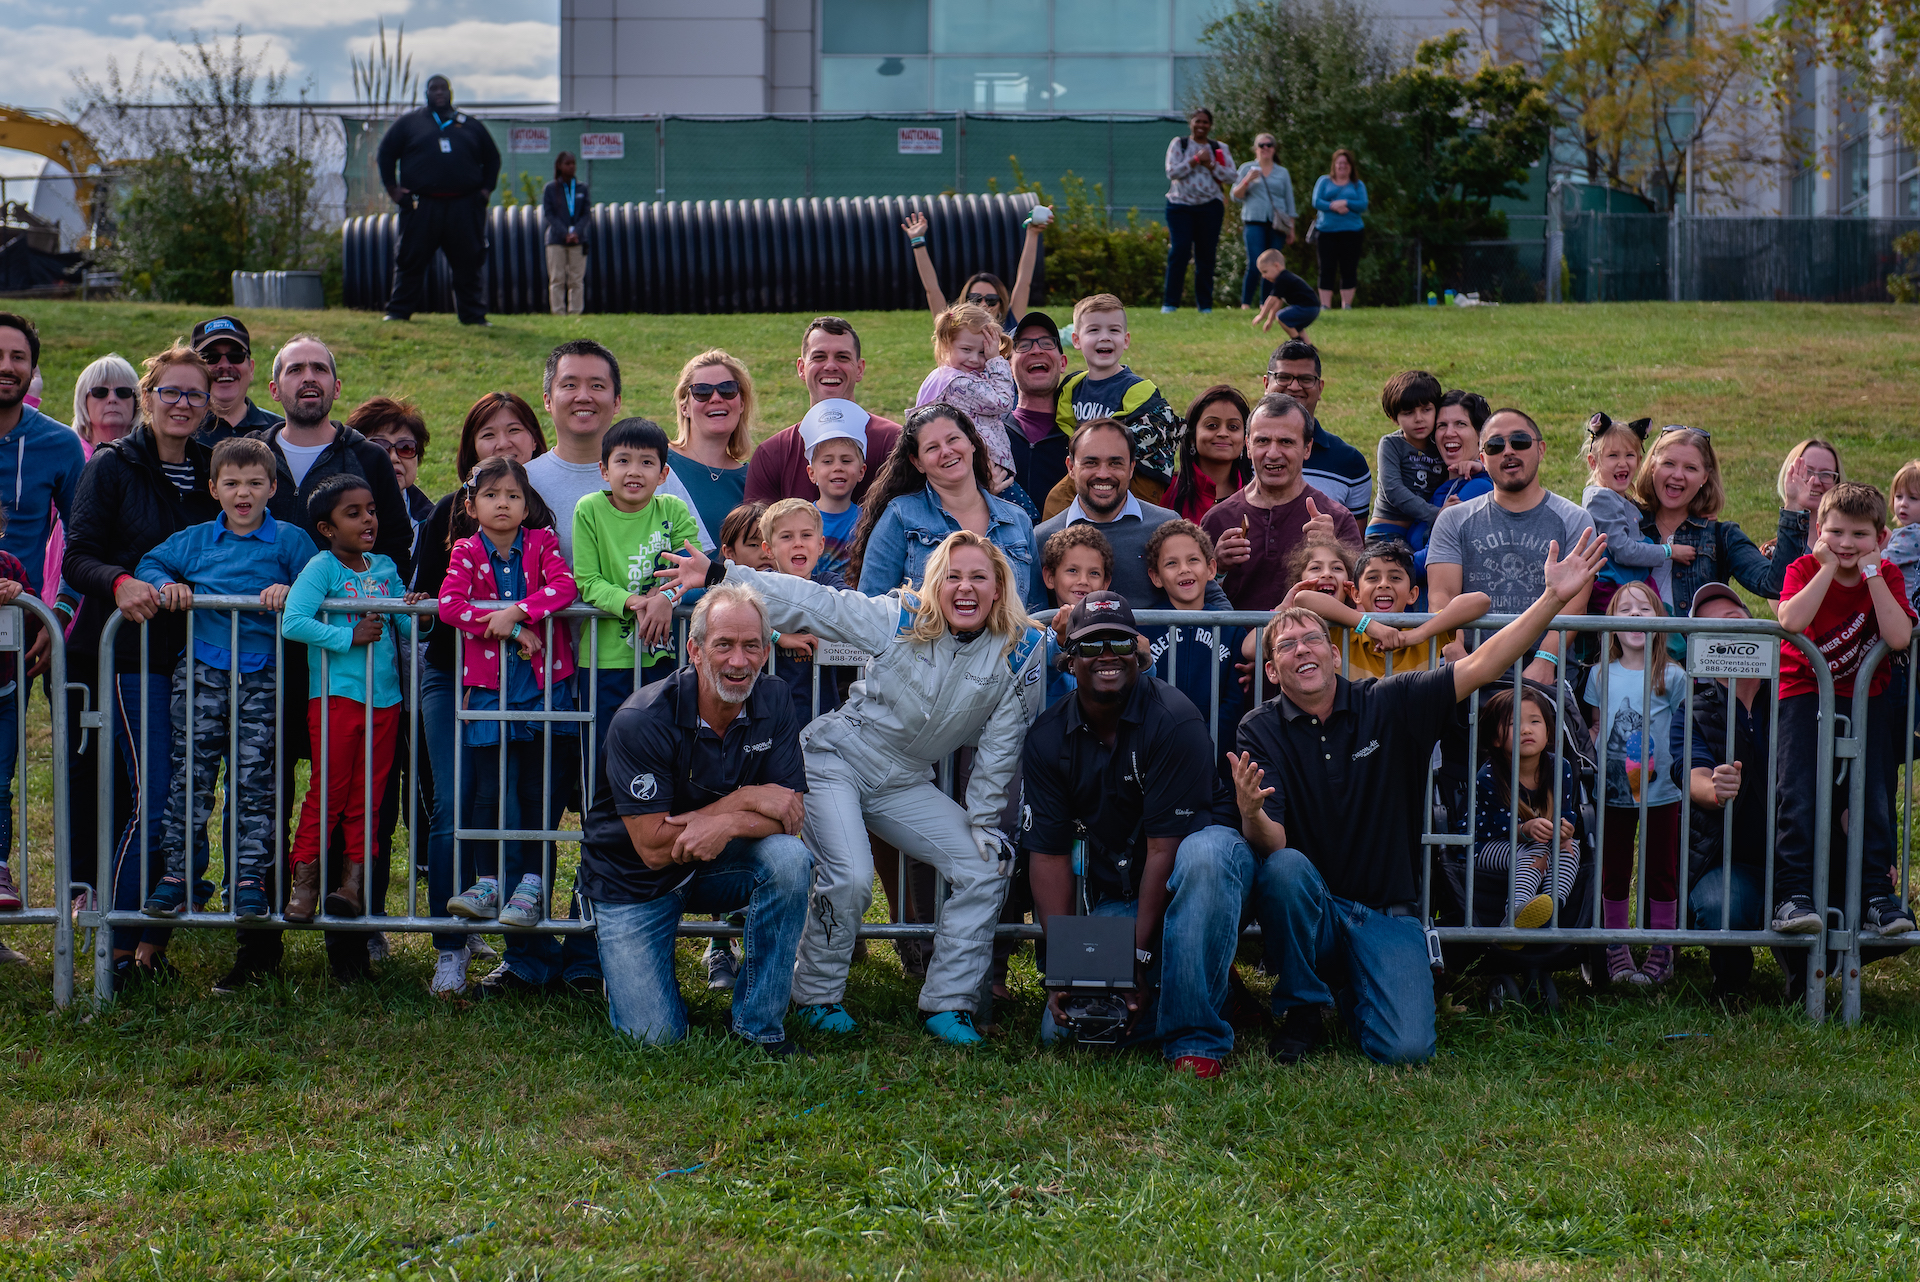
[1356,613,1373,636]
[1536,650,1559,668]
[770,630,781,646]
[1863,561,1881,579]
[909,236,926,247]
[1664,543,1673,560]
[511,623,524,640]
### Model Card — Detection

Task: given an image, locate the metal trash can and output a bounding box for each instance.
[230,270,325,310]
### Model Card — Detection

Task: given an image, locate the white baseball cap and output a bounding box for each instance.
[799,398,870,458]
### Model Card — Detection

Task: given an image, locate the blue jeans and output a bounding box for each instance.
[420,663,466,950]
[1039,825,1256,1060]
[1691,863,1763,990]
[592,834,813,1045]
[1241,221,1288,307]
[1253,847,1436,1064]
[1276,304,1320,332]
[1163,199,1225,310]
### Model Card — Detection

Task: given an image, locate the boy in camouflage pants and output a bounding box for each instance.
[134,439,318,921]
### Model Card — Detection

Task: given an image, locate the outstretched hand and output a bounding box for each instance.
[901,211,929,240]
[1542,528,1608,604]
[1228,750,1274,823]
[659,541,713,596]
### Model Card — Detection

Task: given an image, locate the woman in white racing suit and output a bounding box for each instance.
[662,529,1044,1044]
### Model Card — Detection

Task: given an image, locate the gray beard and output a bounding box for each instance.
[703,662,757,705]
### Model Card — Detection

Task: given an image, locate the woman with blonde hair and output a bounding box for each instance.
[1776,437,1843,517]
[668,348,755,541]
[1628,425,1801,619]
[662,528,1044,1046]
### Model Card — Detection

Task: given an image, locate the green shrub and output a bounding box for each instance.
[1890,230,1920,304]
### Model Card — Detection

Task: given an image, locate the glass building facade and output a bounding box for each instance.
[817,0,1233,113]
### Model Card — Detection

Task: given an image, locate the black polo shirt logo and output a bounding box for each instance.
[746,740,772,753]
[1352,739,1380,758]
[630,773,658,801]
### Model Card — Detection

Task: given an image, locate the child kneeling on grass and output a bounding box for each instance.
[137,438,316,923]
[280,474,420,926]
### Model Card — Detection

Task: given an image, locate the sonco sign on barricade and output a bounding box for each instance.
[1688,634,1777,679]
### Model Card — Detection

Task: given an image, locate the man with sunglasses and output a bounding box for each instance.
[1426,408,1596,684]
[1260,340,1371,525]
[189,316,282,447]
[1022,592,1254,1079]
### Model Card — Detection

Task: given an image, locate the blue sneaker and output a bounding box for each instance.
[232,879,271,922]
[925,1010,984,1045]
[795,1002,858,1034]
[141,876,188,918]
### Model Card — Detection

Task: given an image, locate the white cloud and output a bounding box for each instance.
[0,25,303,116]
[162,0,408,33]
[380,20,558,79]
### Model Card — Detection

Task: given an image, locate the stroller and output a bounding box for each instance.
[1428,675,1604,1013]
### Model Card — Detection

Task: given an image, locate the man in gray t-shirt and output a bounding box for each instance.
[1426,407,1596,683]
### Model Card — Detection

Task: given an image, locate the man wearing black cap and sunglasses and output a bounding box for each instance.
[190,316,282,448]
[1022,591,1254,1080]
[1427,408,1595,684]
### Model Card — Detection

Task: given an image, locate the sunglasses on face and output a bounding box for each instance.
[203,349,247,367]
[88,386,135,401]
[370,437,421,459]
[966,292,1003,307]
[1013,337,1059,353]
[155,386,210,408]
[1256,141,1276,148]
[1482,432,1535,455]
[1071,637,1135,658]
[688,380,741,402]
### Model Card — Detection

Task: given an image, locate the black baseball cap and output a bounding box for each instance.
[191,315,250,355]
[1062,591,1143,642]
[1011,311,1062,348]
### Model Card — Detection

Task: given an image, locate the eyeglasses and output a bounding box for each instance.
[88,386,135,401]
[1804,468,1841,485]
[203,348,247,367]
[1482,432,1536,455]
[1264,370,1320,388]
[688,380,741,402]
[1013,337,1059,353]
[1662,424,1711,438]
[155,386,210,408]
[1070,637,1135,658]
[965,292,1003,307]
[370,437,421,459]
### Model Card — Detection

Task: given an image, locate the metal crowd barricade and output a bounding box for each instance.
[0,595,75,1007]
[77,596,1849,1022]
[1841,640,1918,1025]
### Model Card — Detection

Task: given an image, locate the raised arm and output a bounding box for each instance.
[1009,218,1044,319]
[902,211,947,320]
[660,542,903,652]
[1452,530,1607,699]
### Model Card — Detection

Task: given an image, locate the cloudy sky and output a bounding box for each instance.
[2,0,558,112]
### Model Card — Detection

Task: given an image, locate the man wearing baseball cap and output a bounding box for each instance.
[189,316,282,447]
[1021,591,1254,1079]
[1004,312,1070,504]
[1672,582,1776,1001]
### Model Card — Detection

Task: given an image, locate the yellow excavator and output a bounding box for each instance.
[0,106,105,233]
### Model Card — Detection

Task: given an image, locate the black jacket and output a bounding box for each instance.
[1673,675,1773,887]
[542,179,591,248]
[194,398,283,449]
[252,421,414,581]
[63,427,220,668]
[378,106,501,199]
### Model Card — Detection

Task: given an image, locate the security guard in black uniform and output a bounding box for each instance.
[378,75,502,326]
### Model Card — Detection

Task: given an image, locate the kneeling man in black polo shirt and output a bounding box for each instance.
[1023,592,1256,1080]
[580,582,813,1056]
[1233,531,1606,1065]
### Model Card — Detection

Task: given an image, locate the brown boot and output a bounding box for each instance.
[325,859,365,918]
[285,859,320,923]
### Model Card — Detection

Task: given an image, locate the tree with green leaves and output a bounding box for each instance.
[1761,0,1920,153]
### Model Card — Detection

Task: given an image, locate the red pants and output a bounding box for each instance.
[291,698,400,867]
[1601,801,1680,903]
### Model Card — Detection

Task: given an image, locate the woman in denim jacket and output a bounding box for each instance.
[1628,428,1804,628]
[851,402,1045,612]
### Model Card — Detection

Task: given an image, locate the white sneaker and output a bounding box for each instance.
[366,932,391,962]
[465,934,498,960]
[431,946,471,996]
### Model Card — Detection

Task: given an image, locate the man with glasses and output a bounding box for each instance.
[1260,340,1372,526]
[1426,408,1595,683]
[1022,591,1255,1079]
[1234,532,1607,1064]
[1004,313,1071,504]
[190,316,282,447]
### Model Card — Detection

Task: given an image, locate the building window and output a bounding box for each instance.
[1839,134,1870,216]
[1789,165,1815,216]
[1900,142,1919,216]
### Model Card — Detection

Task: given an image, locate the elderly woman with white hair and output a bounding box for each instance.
[71,353,142,450]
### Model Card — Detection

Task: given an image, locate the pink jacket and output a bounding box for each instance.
[438,527,578,689]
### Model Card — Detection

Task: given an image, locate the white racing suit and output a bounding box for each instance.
[725,566,1045,1013]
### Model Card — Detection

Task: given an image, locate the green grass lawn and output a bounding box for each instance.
[4,301,1920,1279]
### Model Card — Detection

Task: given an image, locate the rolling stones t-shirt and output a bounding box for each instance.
[1426,490,1595,616]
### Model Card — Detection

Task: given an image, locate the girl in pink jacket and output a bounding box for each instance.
[437,456,580,937]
